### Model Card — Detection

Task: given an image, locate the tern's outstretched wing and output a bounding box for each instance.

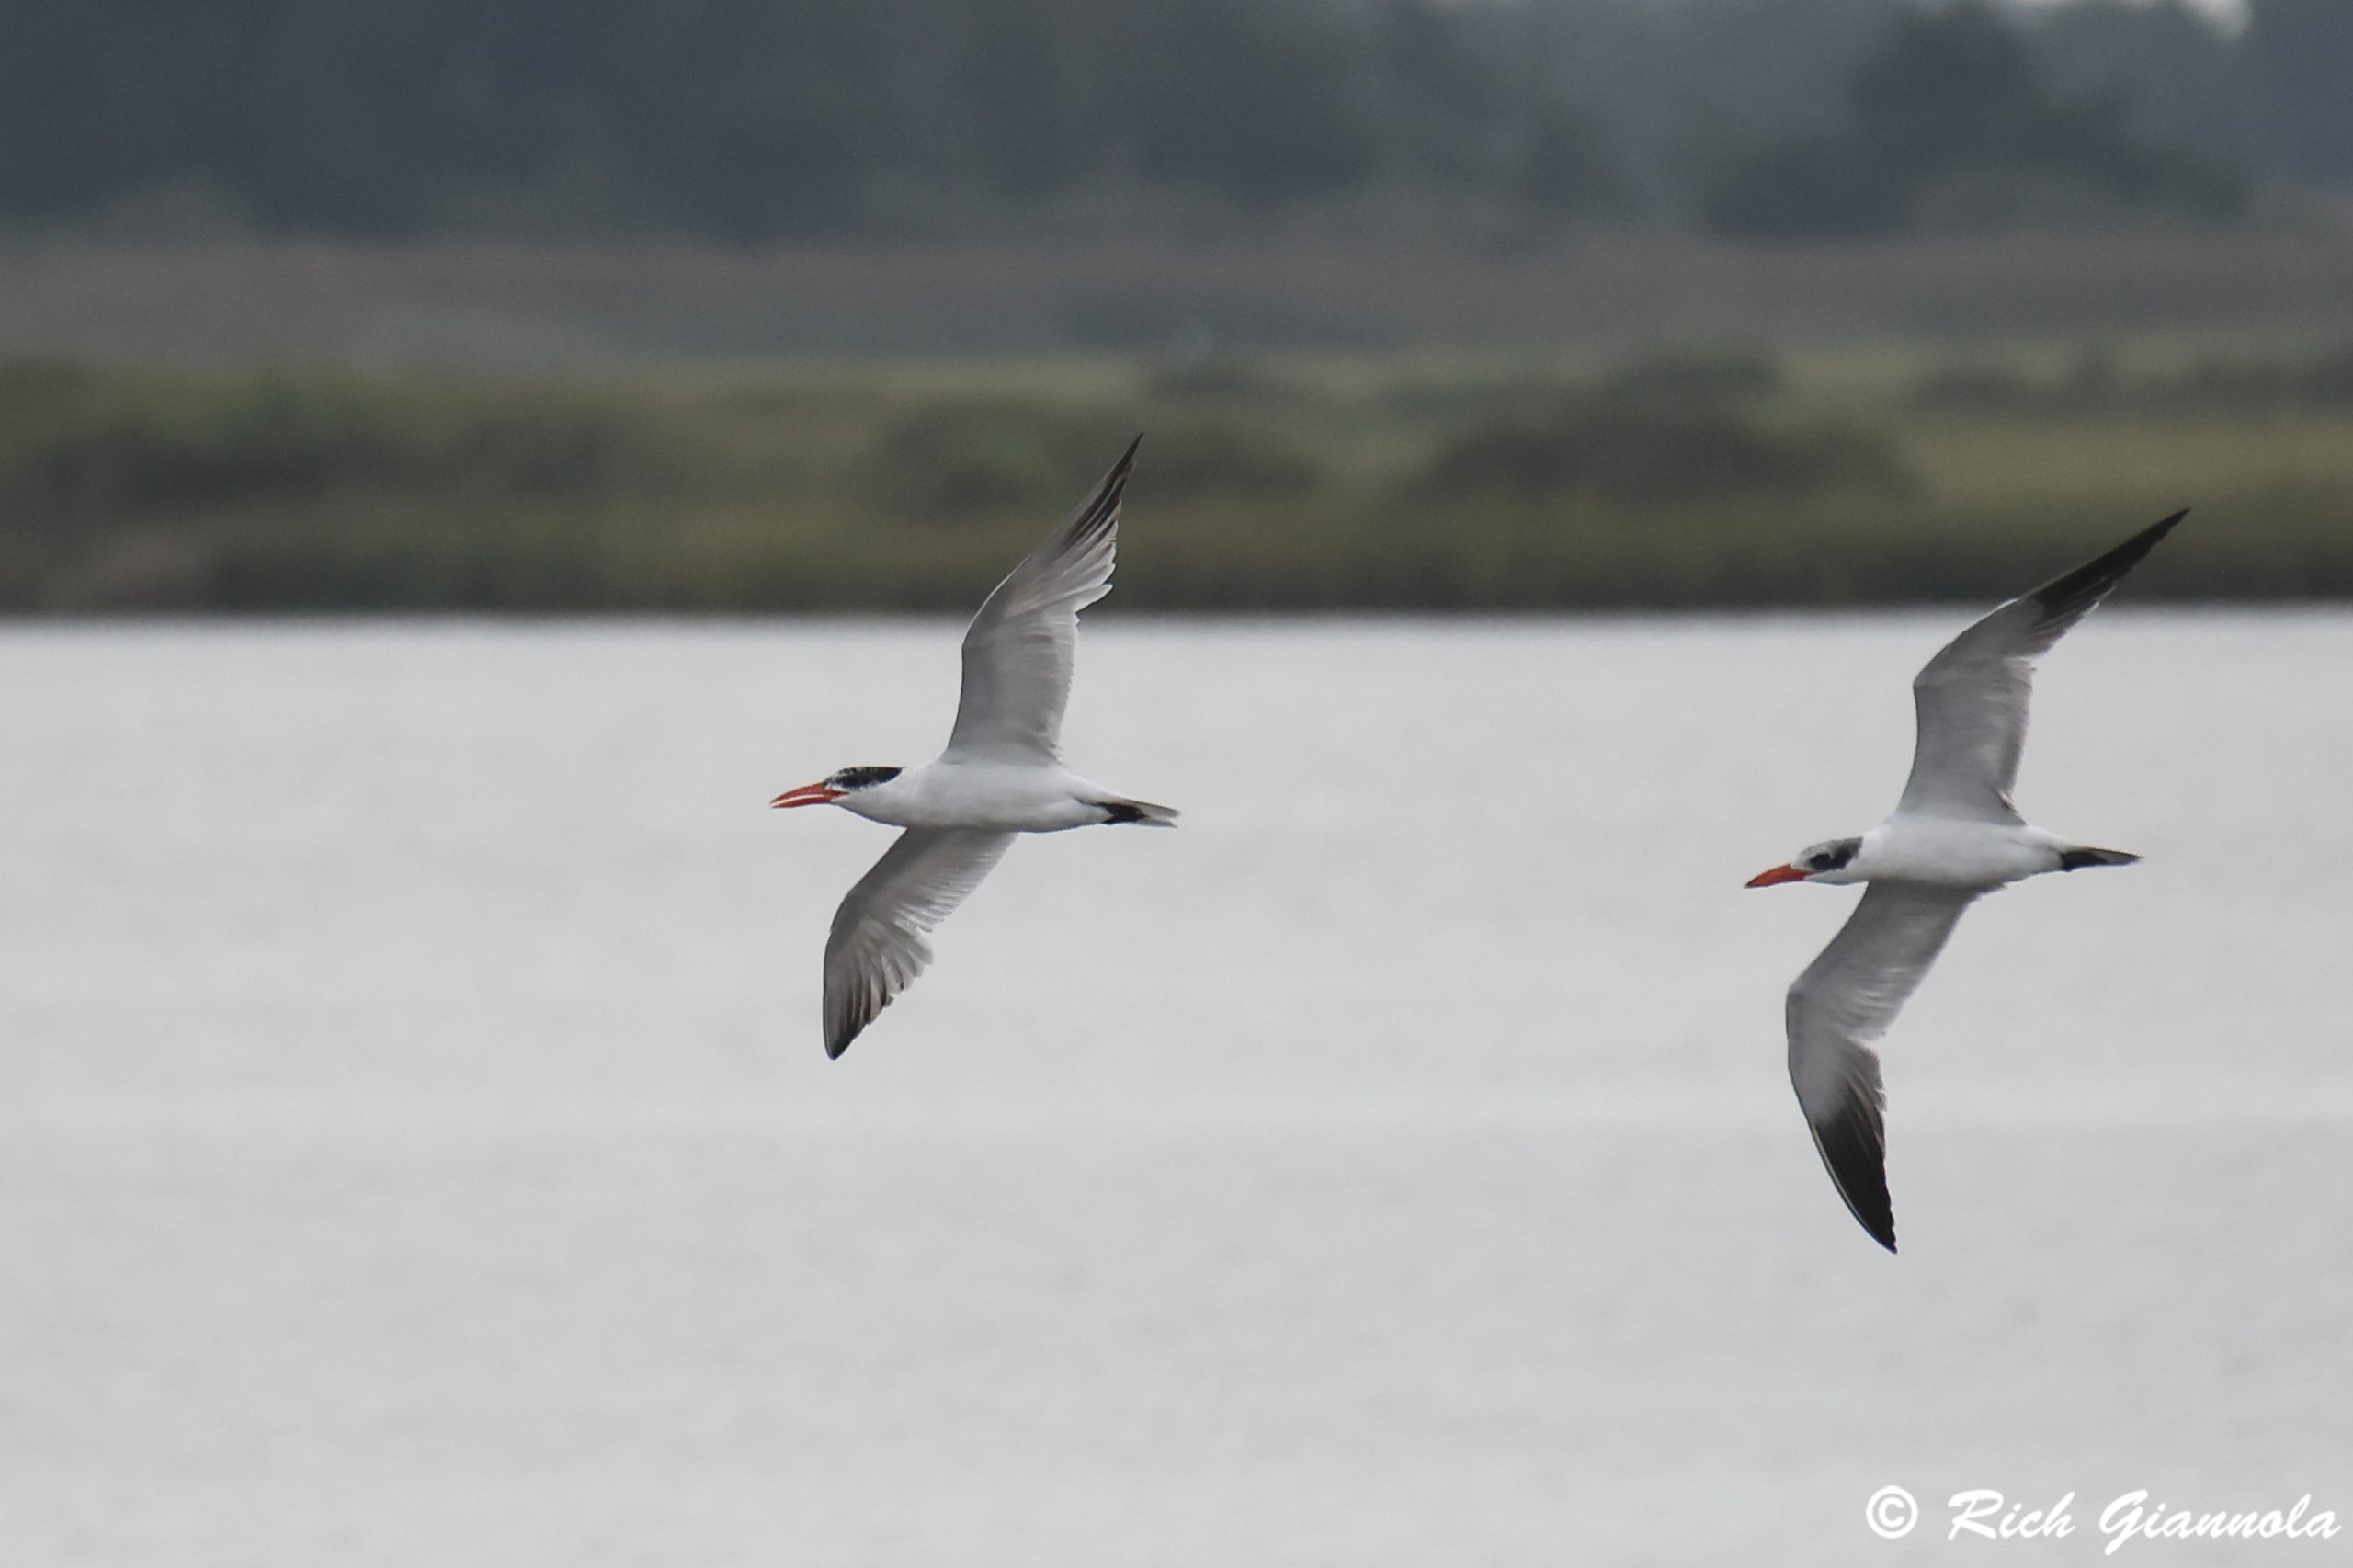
[1786,881,1979,1252]
[1898,510,2184,823]
[823,827,1015,1058]
[942,436,1142,765]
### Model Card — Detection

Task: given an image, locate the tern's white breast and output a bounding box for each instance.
[843,758,1108,833]
[1860,816,2063,888]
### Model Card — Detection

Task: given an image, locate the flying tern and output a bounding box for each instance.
[1746,511,2186,1251]
[772,436,1176,1058]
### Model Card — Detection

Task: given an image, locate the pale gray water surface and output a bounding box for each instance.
[2,617,2347,1566]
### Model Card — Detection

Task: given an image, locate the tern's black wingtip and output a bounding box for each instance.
[2109,507,2189,566]
[1094,430,1145,504]
[1062,432,1145,542]
[1859,1206,1897,1253]
[1847,1188,1897,1253]
[1810,1106,1897,1256]
[2029,506,2188,622]
[2101,506,2190,565]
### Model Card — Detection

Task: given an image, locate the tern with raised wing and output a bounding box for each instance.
[772,436,1176,1058]
[1745,511,2186,1252]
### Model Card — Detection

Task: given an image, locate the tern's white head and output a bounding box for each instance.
[770,766,903,811]
[1746,835,1864,888]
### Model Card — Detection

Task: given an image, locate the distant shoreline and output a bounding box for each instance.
[3,249,2347,615]
[3,229,2351,371]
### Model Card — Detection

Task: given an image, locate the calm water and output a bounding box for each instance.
[2,617,2347,1566]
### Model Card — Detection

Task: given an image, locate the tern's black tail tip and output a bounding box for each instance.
[1098,797,1179,827]
[2059,846,2141,871]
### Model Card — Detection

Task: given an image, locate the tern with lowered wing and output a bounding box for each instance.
[772,436,1176,1058]
[1746,511,2186,1252]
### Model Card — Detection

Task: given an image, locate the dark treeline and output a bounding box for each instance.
[0,0,2344,244]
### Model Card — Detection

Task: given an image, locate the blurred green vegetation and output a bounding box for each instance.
[2,340,2348,613]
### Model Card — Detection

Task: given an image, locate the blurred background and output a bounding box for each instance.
[6,6,2352,1566]
[0,0,2347,612]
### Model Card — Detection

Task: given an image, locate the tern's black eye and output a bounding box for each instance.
[830,766,903,790]
[1808,840,1859,872]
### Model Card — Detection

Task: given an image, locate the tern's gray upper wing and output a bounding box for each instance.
[1898,511,2184,822]
[823,827,1015,1058]
[941,436,1140,765]
[1786,881,1980,1252]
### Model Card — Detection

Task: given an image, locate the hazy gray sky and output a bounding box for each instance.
[2010,0,2246,28]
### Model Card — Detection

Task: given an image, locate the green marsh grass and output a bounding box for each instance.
[3,347,2346,612]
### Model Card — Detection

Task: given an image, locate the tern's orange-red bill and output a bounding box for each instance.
[1745,863,1809,888]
